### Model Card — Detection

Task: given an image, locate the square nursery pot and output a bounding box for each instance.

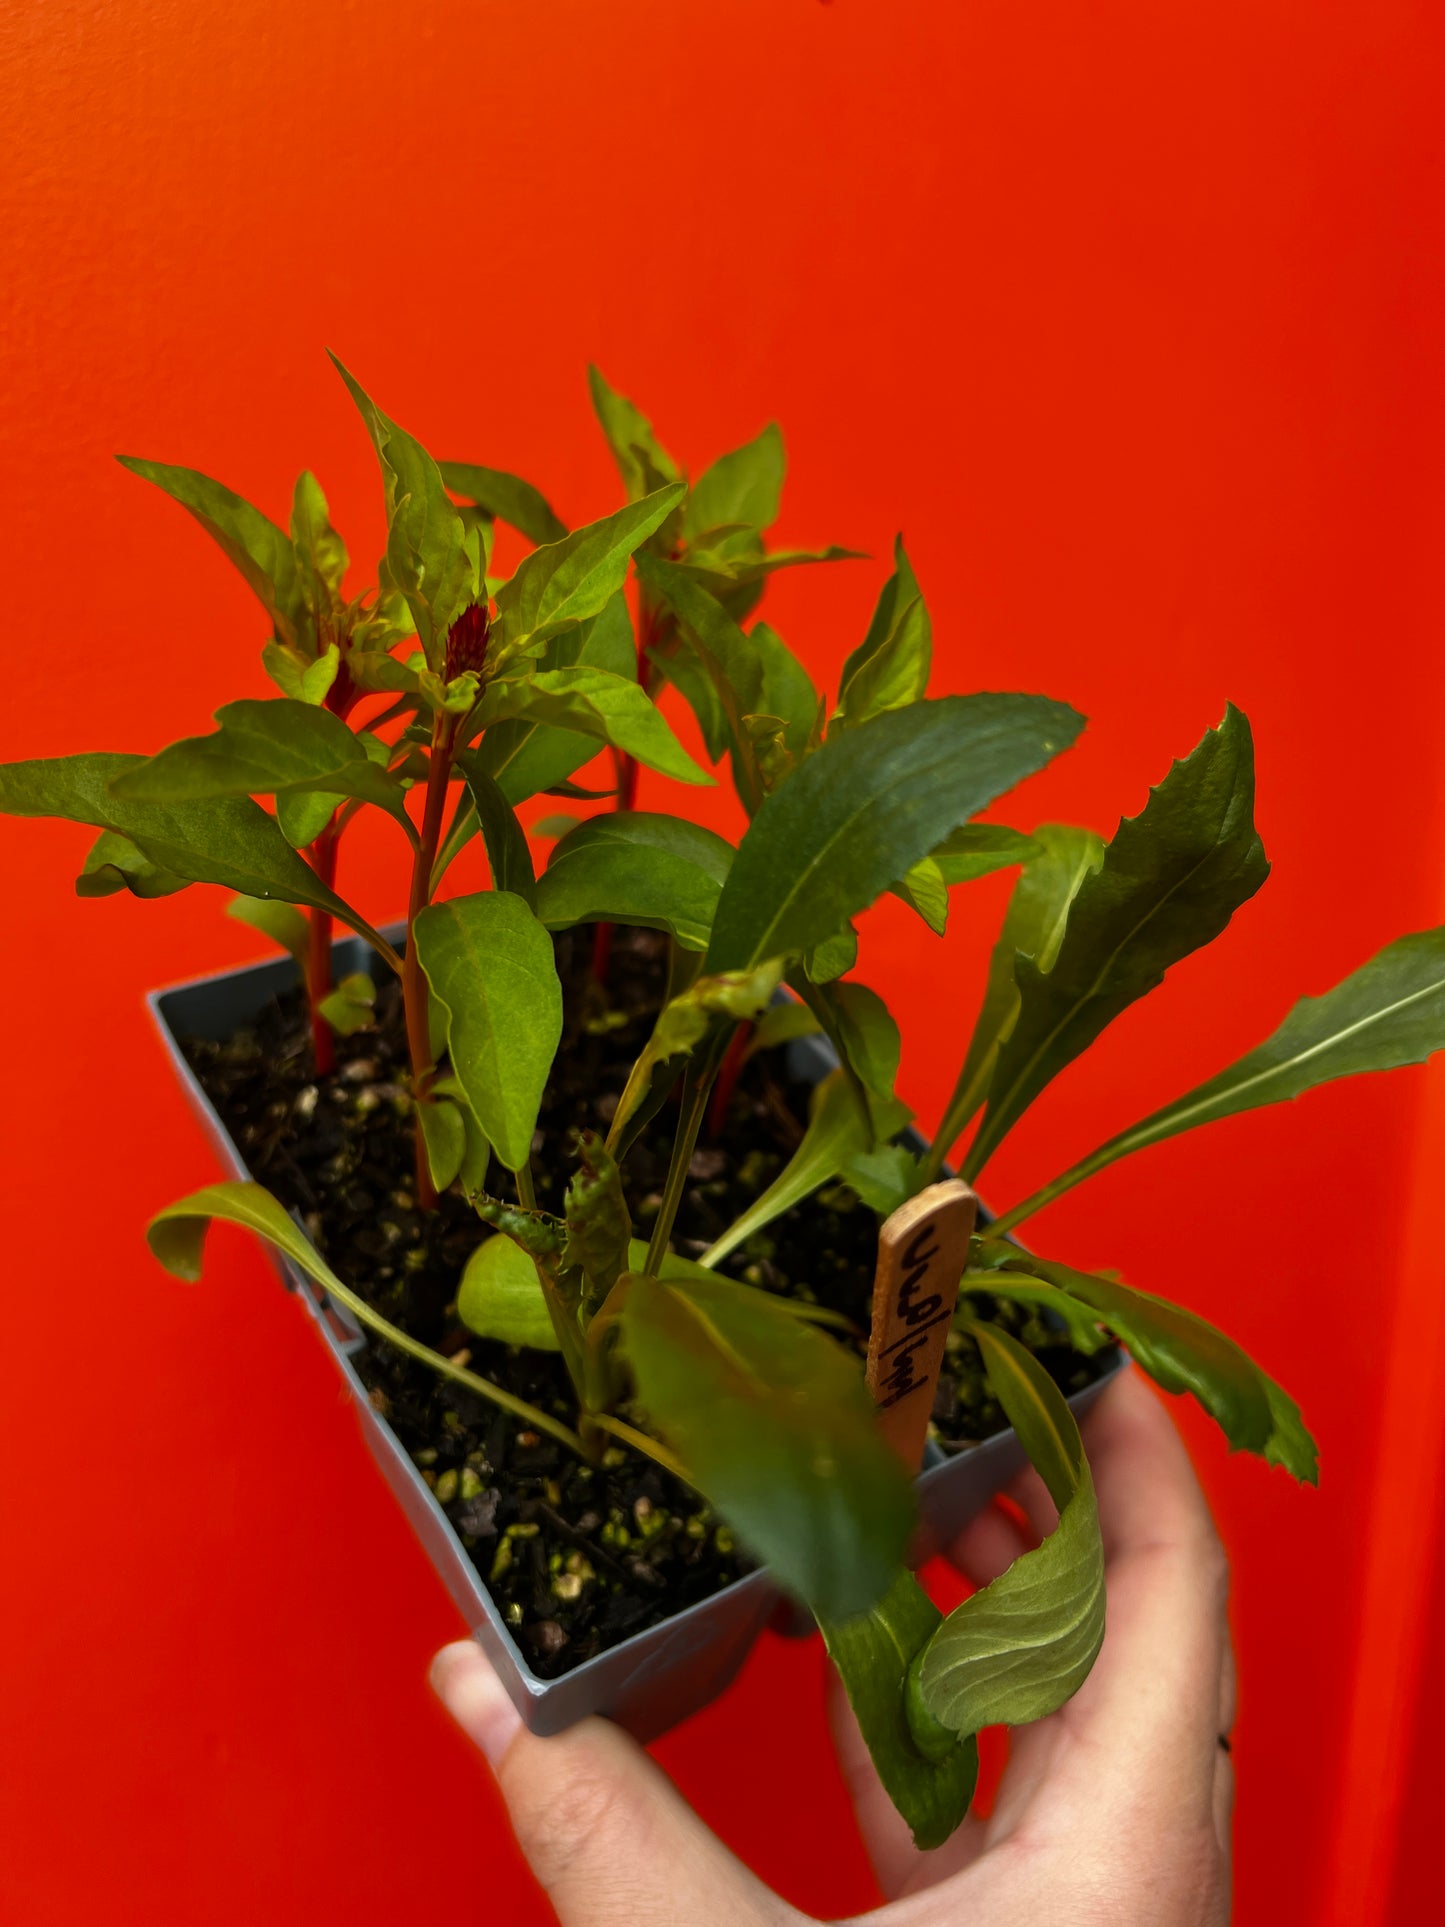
[149,931,1123,1745]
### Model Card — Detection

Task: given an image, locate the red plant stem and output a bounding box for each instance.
[618,753,641,809]
[402,710,459,1211]
[590,917,616,986]
[706,1020,753,1142]
[305,819,340,1076]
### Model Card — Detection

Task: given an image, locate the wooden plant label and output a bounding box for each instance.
[865,1179,978,1470]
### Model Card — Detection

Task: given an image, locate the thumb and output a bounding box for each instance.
[430,1641,797,1927]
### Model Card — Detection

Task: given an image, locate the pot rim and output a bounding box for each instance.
[145,933,1123,1710]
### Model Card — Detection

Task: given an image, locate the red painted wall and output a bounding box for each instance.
[3,4,1444,1922]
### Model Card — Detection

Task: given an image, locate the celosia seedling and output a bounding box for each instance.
[8,363,1445,1846]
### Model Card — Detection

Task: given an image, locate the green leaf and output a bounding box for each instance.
[437,460,567,547]
[470,1195,568,1268]
[636,555,763,679]
[110,698,413,828]
[678,545,865,598]
[226,893,308,965]
[1005,926,1445,1244]
[956,1271,1115,1358]
[0,752,377,932]
[275,788,340,849]
[330,355,479,666]
[417,1094,466,1190]
[743,999,823,1059]
[702,1069,911,1266]
[456,754,537,906]
[289,470,349,633]
[930,824,1038,886]
[614,1241,856,1340]
[707,695,1085,973]
[318,970,376,1037]
[75,829,190,899]
[262,639,311,702]
[117,456,307,650]
[915,1323,1106,1735]
[587,365,682,502]
[468,1192,595,1398]
[347,647,424,698]
[936,825,1106,1161]
[751,621,820,759]
[491,486,685,659]
[478,666,710,787]
[833,536,930,729]
[834,548,931,729]
[535,812,734,951]
[966,706,1269,1178]
[457,1233,561,1350]
[413,892,563,1172]
[846,533,923,691]
[149,1183,344,1289]
[805,980,903,1117]
[986,1249,1316,1480]
[684,423,784,540]
[743,710,796,798]
[802,927,858,985]
[609,960,784,1151]
[562,1132,632,1312]
[619,1265,916,1615]
[463,507,497,578]
[891,855,949,935]
[472,589,636,807]
[148,1181,572,1445]
[301,646,343,705]
[430,1077,493,1200]
[651,642,731,764]
[635,552,767,803]
[842,1144,928,1218]
[818,1569,979,1851]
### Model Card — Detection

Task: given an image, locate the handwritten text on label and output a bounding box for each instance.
[865,1179,978,1470]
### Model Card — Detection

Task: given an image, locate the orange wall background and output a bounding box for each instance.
[3,4,1444,1922]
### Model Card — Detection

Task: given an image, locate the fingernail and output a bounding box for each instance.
[430,1640,523,1767]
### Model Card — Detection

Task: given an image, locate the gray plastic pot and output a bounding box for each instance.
[149,932,1122,1744]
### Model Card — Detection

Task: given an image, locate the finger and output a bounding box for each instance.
[1214,1641,1237,1852]
[825,1661,986,1900]
[431,1642,792,1927]
[1002,1461,1060,1543]
[1218,1636,1237,1739]
[1083,1364,1221,1567]
[943,1494,1035,1589]
[1037,1370,1230,1826]
[1213,1744,1235,1852]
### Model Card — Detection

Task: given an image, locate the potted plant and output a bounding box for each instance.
[6,361,1443,1853]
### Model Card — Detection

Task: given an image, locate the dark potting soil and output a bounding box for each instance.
[183,926,1104,1677]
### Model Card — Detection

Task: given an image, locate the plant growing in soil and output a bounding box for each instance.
[148,681,1445,1847]
[567,365,860,815]
[447,367,861,984]
[9,369,1445,1851]
[109,449,416,1073]
[0,359,714,1205]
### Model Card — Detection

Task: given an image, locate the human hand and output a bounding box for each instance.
[430,1367,1234,1925]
